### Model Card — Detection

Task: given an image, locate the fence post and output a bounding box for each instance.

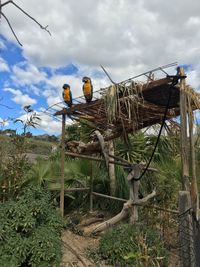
[178,191,195,267]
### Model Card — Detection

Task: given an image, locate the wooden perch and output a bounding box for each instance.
[84,190,156,235]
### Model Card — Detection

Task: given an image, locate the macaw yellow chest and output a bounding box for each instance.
[63,90,71,101]
[83,83,91,95]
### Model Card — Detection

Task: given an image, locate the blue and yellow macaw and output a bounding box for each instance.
[62,84,72,107]
[82,77,93,103]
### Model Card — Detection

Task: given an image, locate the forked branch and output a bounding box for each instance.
[0,0,51,46]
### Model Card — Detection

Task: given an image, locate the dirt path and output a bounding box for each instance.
[61,229,112,267]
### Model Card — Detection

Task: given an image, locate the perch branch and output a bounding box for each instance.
[135,190,156,204]
[85,190,156,235]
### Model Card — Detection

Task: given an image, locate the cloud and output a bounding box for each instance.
[1,0,200,135]
[4,88,37,107]
[16,109,62,134]
[0,57,10,72]
[1,0,199,81]
[38,113,61,134]
[11,62,47,86]
[0,38,6,50]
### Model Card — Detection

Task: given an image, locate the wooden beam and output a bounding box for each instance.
[92,191,127,202]
[51,187,90,192]
[60,114,66,217]
[65,151,130,167]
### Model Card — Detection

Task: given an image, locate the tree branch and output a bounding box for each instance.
[0,0,51,47]
[0,11,23,46]
[135,190,156,205]
[0,0,12,8]
[11,1,51,36]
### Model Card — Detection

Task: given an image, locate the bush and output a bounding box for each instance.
[0,186,63,267]
[96,224,168,267]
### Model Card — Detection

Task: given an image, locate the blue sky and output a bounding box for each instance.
[1,0,200,135]
[0,35,71,134]
[0,34,107,135]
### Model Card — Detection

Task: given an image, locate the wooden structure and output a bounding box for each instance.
[54,65,200,265]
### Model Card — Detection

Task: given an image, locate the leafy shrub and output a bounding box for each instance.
[0,186,63,267]
[96,224,168,267]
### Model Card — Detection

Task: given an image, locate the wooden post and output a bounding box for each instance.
[108,140,116,196]
[179,67,190,191]
[128,165,142,224]
[89,161,93,213]
[60,114,66,217]
[188,98,199,220]
[178,191,195,267]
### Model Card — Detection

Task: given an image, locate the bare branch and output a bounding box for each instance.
[0,0,51,47]
[0,11,23,46]
[11,1,51,36]
[135,190,156,205]
[0,97,13,109]
[0,0,12,8]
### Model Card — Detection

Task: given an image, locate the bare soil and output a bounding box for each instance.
[60,212,112,267]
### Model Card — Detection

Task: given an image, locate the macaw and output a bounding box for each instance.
[62,84,72,107]
[82,76,93,103]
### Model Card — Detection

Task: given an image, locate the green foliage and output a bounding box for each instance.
[0,186,63,267]
[0,135,30,199]
[96,224,168,267]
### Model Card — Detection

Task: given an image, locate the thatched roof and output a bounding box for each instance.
[55,74,200,141]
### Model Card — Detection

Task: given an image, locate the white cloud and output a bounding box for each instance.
[0,57,10,72]
[38,113,61,134]
[1,0,200,81]
[11,62,47,86]
[4,88,37,107]
[0,39,6,50]
[2,0,200,135]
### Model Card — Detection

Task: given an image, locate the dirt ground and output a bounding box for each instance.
[60,212,180,267]
[61,229,112,267]
[60,211,112,267]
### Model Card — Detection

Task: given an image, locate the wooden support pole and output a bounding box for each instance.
[108,140,116,196]
[178,191,195,267]
[60,114,66,217]
[188,98,199,220]
[128,166,142,224]
[89,162,93,213]
[179,67,190,191]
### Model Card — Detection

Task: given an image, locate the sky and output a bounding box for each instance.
[0,0,200,135]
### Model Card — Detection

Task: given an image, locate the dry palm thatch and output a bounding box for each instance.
[55,73,200,154]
